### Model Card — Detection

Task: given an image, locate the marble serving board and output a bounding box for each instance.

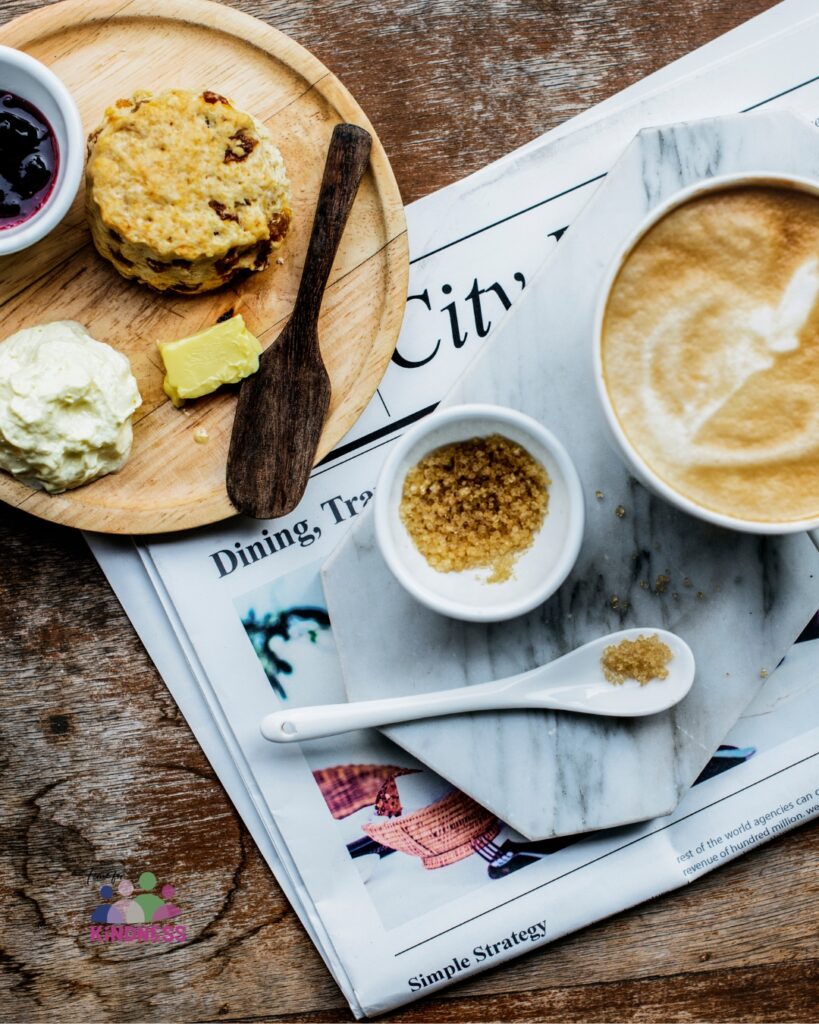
[322,111,819,841]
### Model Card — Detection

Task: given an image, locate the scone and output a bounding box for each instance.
[85,89,292,293]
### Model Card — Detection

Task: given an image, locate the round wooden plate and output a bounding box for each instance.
[0,0,408,534]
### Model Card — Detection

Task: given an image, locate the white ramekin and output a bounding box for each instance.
[374,404,585,622]
[0,46,83,255]
[593,171,819,547]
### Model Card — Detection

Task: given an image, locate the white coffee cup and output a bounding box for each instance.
[592,172,819,551]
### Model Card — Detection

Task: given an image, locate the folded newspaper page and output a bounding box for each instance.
[89,1,819,1016]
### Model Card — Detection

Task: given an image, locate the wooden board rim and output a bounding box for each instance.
[0,0,409,534]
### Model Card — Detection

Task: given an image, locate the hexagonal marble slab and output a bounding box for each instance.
[322,111,819,840]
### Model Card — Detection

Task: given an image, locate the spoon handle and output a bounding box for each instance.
[260,676,527,742]
[292,123,372,325]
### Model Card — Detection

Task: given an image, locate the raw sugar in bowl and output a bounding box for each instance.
[0,46,83,255]
[374,404,585,622]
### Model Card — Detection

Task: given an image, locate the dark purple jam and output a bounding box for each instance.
[0,92,59,229]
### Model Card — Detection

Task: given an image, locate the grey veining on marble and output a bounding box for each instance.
[322,112,819,841]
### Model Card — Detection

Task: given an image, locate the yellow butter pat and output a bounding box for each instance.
[158,314,262,408]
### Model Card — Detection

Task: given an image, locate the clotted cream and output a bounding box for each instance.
[0,320,141,492]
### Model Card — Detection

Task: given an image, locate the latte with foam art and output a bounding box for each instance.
[601,185,819,524]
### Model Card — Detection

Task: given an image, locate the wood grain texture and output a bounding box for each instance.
[2,1,817,1022]
[0,0,408,533]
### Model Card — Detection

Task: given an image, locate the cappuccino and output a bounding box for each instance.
[601,185,819,524]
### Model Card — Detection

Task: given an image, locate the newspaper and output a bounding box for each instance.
[88,2,819,1016]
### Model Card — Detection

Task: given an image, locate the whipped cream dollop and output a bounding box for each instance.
[0,321,142,492]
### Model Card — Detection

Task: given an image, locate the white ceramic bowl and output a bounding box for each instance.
[374,404,585,622]
[0,46,83,255]
[593,171,819,542]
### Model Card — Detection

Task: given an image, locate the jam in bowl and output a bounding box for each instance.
[0,45,83,255]
[0,91,58,228]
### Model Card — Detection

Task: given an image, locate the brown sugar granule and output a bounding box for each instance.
[615,505,626,518]
[399,434,549,584]
[595,489,604,500]
[655,574,670,594]
[601,633,673,686]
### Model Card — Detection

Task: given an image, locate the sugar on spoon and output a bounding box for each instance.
[260,628,695,743]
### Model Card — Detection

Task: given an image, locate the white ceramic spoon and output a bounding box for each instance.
[260,628,695,743]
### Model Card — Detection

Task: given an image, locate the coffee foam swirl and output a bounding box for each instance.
[642,257,819,466]
[602,186,819,523]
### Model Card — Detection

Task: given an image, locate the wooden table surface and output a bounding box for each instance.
[1,1,817,1021]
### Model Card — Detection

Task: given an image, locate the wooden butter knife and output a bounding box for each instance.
[227,122,372,519]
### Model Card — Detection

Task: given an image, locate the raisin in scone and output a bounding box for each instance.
[86,89,291,293]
